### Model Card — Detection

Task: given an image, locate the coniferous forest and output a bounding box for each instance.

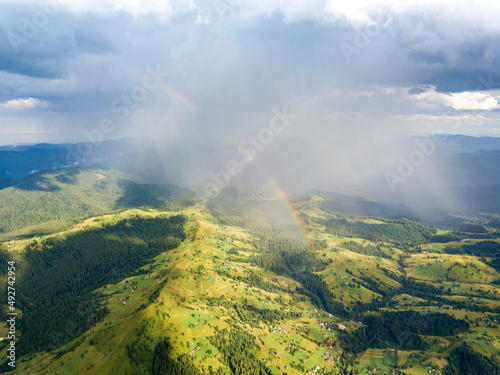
[3,215,186,355]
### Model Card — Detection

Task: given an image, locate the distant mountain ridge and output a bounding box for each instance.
[2,134,499,181]
[1,134,500,220]
[430,134,500,155]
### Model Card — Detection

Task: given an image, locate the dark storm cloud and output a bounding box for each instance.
[384,14,500,92]
[0,0,499,146]
[0,5,121,79]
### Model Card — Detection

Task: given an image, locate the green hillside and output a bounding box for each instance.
[0,186,499,374]
[0,167,195,241]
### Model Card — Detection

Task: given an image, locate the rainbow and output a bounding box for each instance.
[121,63,199,111]
[157,81,199,111]
[231,136,310,242]
[266,176,310,242]
[237,142,258,162]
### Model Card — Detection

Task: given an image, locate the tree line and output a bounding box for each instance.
[339,310,469,353]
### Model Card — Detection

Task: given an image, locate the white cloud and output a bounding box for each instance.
[0,98,49,110]
[409,87,500,111]
[1,0,500,144]
[81,0,195,18]
[199,0,500,31]
[1,0,499,32]
[0,0,195,18]
[448,92,499,110]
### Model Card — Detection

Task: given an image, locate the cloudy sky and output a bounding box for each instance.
[0,0,500,145]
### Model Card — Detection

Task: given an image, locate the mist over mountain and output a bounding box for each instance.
[1,134,499,220]
[422,134,500,155]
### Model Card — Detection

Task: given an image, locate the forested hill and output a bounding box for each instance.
[294,190,419,220]
[0,191,499,374]
[0,214,187,358]
[0,167,195,240]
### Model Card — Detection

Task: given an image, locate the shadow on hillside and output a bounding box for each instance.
[114,180,195,210]
[0,179,18,190]
[12,169,82,192]
[114,181,172,209]
[55,171,80,185]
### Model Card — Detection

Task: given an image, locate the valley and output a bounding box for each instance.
[1,185,499,374]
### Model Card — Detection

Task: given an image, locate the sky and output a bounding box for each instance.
[0,0,500,146]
